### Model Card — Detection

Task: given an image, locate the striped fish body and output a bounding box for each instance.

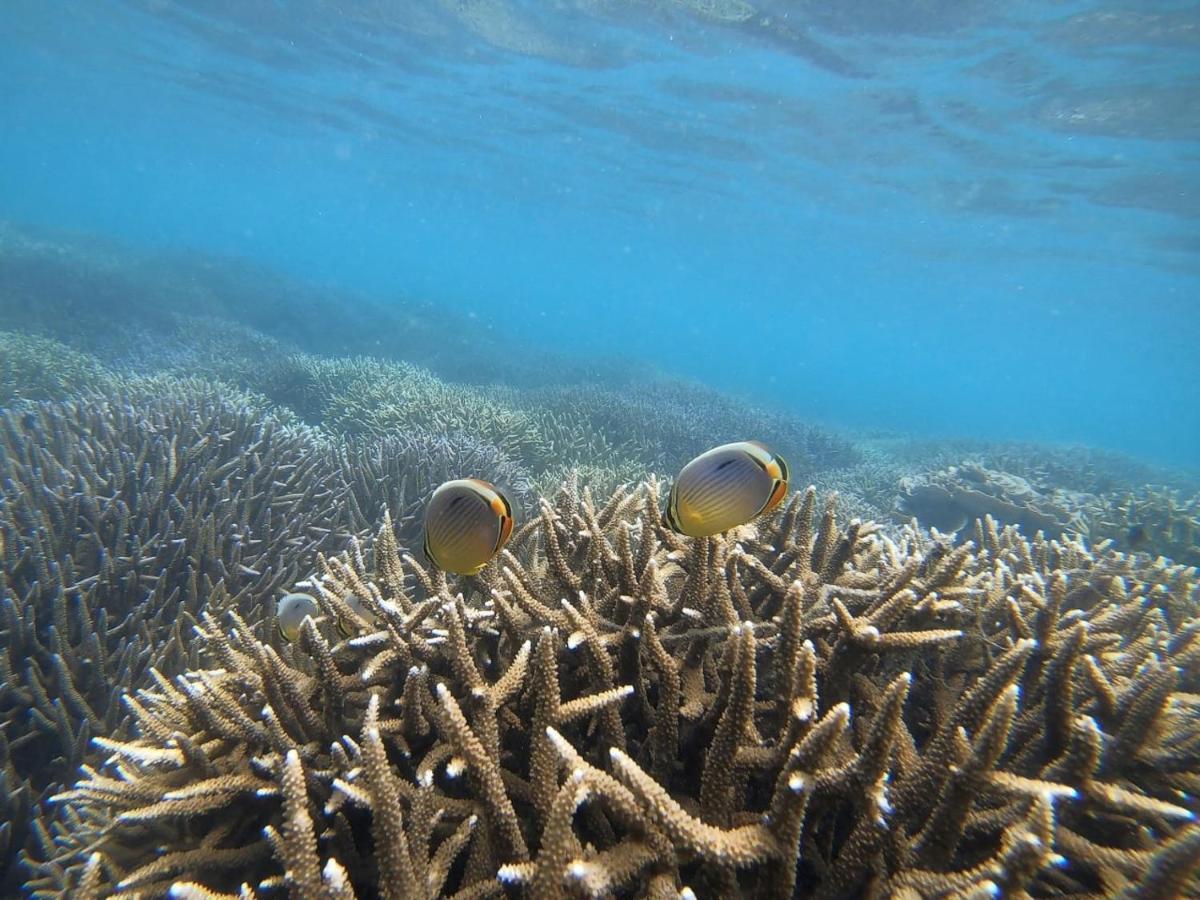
[423,478,515,575]
[665,441,789,537]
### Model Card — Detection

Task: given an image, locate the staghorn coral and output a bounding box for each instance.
[0,331,114,406]
[35,480,1200,897]
[253,355,859,501]
[0,377,568,891]
[0,380,355,890]
[534,462,654,510]
[516,379,860,479]
[103,315,302,388]
[333,430,538,549]
[2,220,858,499]
[1092,486,1200,567]
[259,355,552,465]
[896,460,1200,567]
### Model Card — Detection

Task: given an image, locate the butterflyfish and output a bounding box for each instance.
[665,441,789,538]
[423,478,515,575]
[336,593,377,636]
[276,592,320,642]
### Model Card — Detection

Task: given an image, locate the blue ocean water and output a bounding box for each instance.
[1,0,1197,467]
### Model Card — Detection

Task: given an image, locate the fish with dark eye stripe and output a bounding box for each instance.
[335,594,376,637]
[665,441,789,537]
[423,478,515,575]
[276,592,320,642]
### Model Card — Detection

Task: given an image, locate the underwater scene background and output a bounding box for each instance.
[1,1,1199,897]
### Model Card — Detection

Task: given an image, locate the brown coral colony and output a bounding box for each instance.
[35,463,1200,898]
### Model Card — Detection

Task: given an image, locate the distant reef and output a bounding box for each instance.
[0,220,655,389]
[0,221,1198,894]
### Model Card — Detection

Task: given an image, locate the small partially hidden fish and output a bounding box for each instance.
[423,478,515,575]
[276,591,319,641]
[336,593,376,636]
[665,441,789,537]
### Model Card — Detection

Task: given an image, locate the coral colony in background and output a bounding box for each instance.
[1,225,1198,896]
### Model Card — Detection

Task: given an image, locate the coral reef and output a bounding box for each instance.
[1093,486,1200,567]
[0,332,113,405]
[259,356,551,465]
[4,219,1199,897]
[517,380,861,482]
[978,441,1193,498]
[897,463,1088,539]
[0,380,353,890]
[334,430,538,548]
[254,356,859,498]
[0,220,614,390]
[0,219,867,508]
[105,315,301,387]
[896,461,1200,566]
[0,380,542,891]
[35,481,1200,897]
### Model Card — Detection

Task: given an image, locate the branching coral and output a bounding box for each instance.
[0,382,357,890]
[1094,486,1200,567]
[518,380,861,477]
[255,356,859,501]
[34,480,1200,897]
[260,356,551,464]
[0,331,114,405]
[897,462,1200,568]
[334,431,536,550]
[0,373,599,889]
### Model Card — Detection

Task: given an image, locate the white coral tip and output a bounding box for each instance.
[323,858,350,889]
[567,860,593,881]
[497,863,531,884]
